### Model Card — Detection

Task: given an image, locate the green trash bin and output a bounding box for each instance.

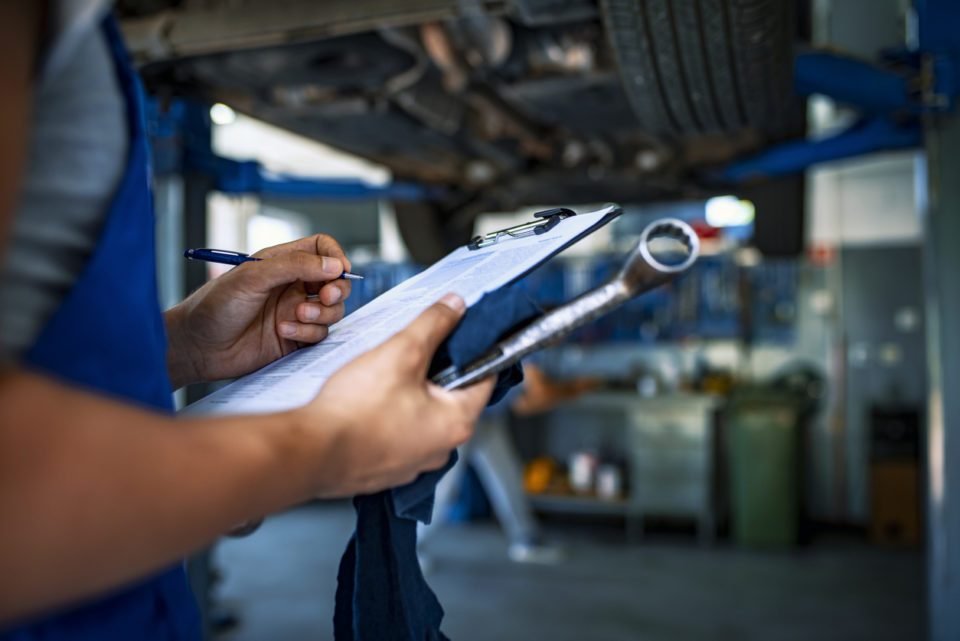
[726,391,802,547]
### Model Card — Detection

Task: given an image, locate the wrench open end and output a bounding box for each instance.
[618,217,701,297]
[639,218,699,273]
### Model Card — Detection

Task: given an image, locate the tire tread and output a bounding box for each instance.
[600,0,793,138]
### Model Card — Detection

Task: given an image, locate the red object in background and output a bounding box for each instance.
[690,220,720,239]
[807,243,837,267]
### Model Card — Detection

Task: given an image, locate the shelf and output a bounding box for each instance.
[527,493,633,516]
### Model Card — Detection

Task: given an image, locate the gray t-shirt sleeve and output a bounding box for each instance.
[0,7,127,361]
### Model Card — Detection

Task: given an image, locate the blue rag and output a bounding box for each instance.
[333,285,540,641]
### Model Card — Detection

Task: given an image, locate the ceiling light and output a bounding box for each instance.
[210,103,236,126]
[705,195,755,227]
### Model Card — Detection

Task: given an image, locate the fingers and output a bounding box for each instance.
[240,234,355,305]
[395,294,466,371]
[304,279,349,306]
[255,234,351,272]
[422,452,455,473]
[254,234,346,259]
[317,280,350,306]
[312,234,351,273]
[241,250,344,294]
[277,322,329,344]
[443,376,496,420]
[420,376,494,449]
[295,301,345,325]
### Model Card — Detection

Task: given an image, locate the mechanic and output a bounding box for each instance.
[0,2,494,639]
[418,363,597,566]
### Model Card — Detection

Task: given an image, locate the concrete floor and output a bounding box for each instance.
[215,502,922,641]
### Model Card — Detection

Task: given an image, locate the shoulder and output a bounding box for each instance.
[40,0,113,85]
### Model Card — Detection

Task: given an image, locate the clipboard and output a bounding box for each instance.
[183,204,626,416]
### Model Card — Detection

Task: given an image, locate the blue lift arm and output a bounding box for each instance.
[722,116,922,183]
[723,21,960,183]
[146,98,439,202]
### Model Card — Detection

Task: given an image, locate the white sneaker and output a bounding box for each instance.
[507,540,565,565]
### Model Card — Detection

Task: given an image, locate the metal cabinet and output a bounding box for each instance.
[534,392,718,541]
[623,395,717,541]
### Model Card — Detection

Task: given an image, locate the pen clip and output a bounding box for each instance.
[467,207,576,251]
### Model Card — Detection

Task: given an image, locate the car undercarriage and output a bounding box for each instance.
[121,0,806,260]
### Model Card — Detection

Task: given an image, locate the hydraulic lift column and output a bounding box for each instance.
[917,0,960,638]
[923,113,960,641]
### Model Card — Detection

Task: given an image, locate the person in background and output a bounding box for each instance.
[0,2,493,638]
[419,363,597,565]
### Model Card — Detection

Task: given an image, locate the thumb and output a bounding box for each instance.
[237,251,343,293]
[397,293,466,373]
[443,375,497,418]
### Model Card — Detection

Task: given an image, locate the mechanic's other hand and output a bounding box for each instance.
[166,235,352,387]
[301,294,496,497]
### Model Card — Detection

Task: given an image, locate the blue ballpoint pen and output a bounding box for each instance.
[184,248,363,280]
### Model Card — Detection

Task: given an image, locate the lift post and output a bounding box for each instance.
[916,0,960,639]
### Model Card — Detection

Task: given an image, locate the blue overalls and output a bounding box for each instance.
[1,16,202,641]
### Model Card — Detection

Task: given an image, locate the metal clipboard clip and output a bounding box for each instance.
[467,207,577,250]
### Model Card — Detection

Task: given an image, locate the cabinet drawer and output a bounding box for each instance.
[629,413,708,449]
[632,483,707,515]
[631,449,708,482]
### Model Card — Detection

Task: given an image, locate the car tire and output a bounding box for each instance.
[600,0,795,140]
[393,200,476,265]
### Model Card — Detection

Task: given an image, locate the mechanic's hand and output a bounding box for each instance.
[300,293,496,497]
[165,235,352,387]
[510,363,600,417]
